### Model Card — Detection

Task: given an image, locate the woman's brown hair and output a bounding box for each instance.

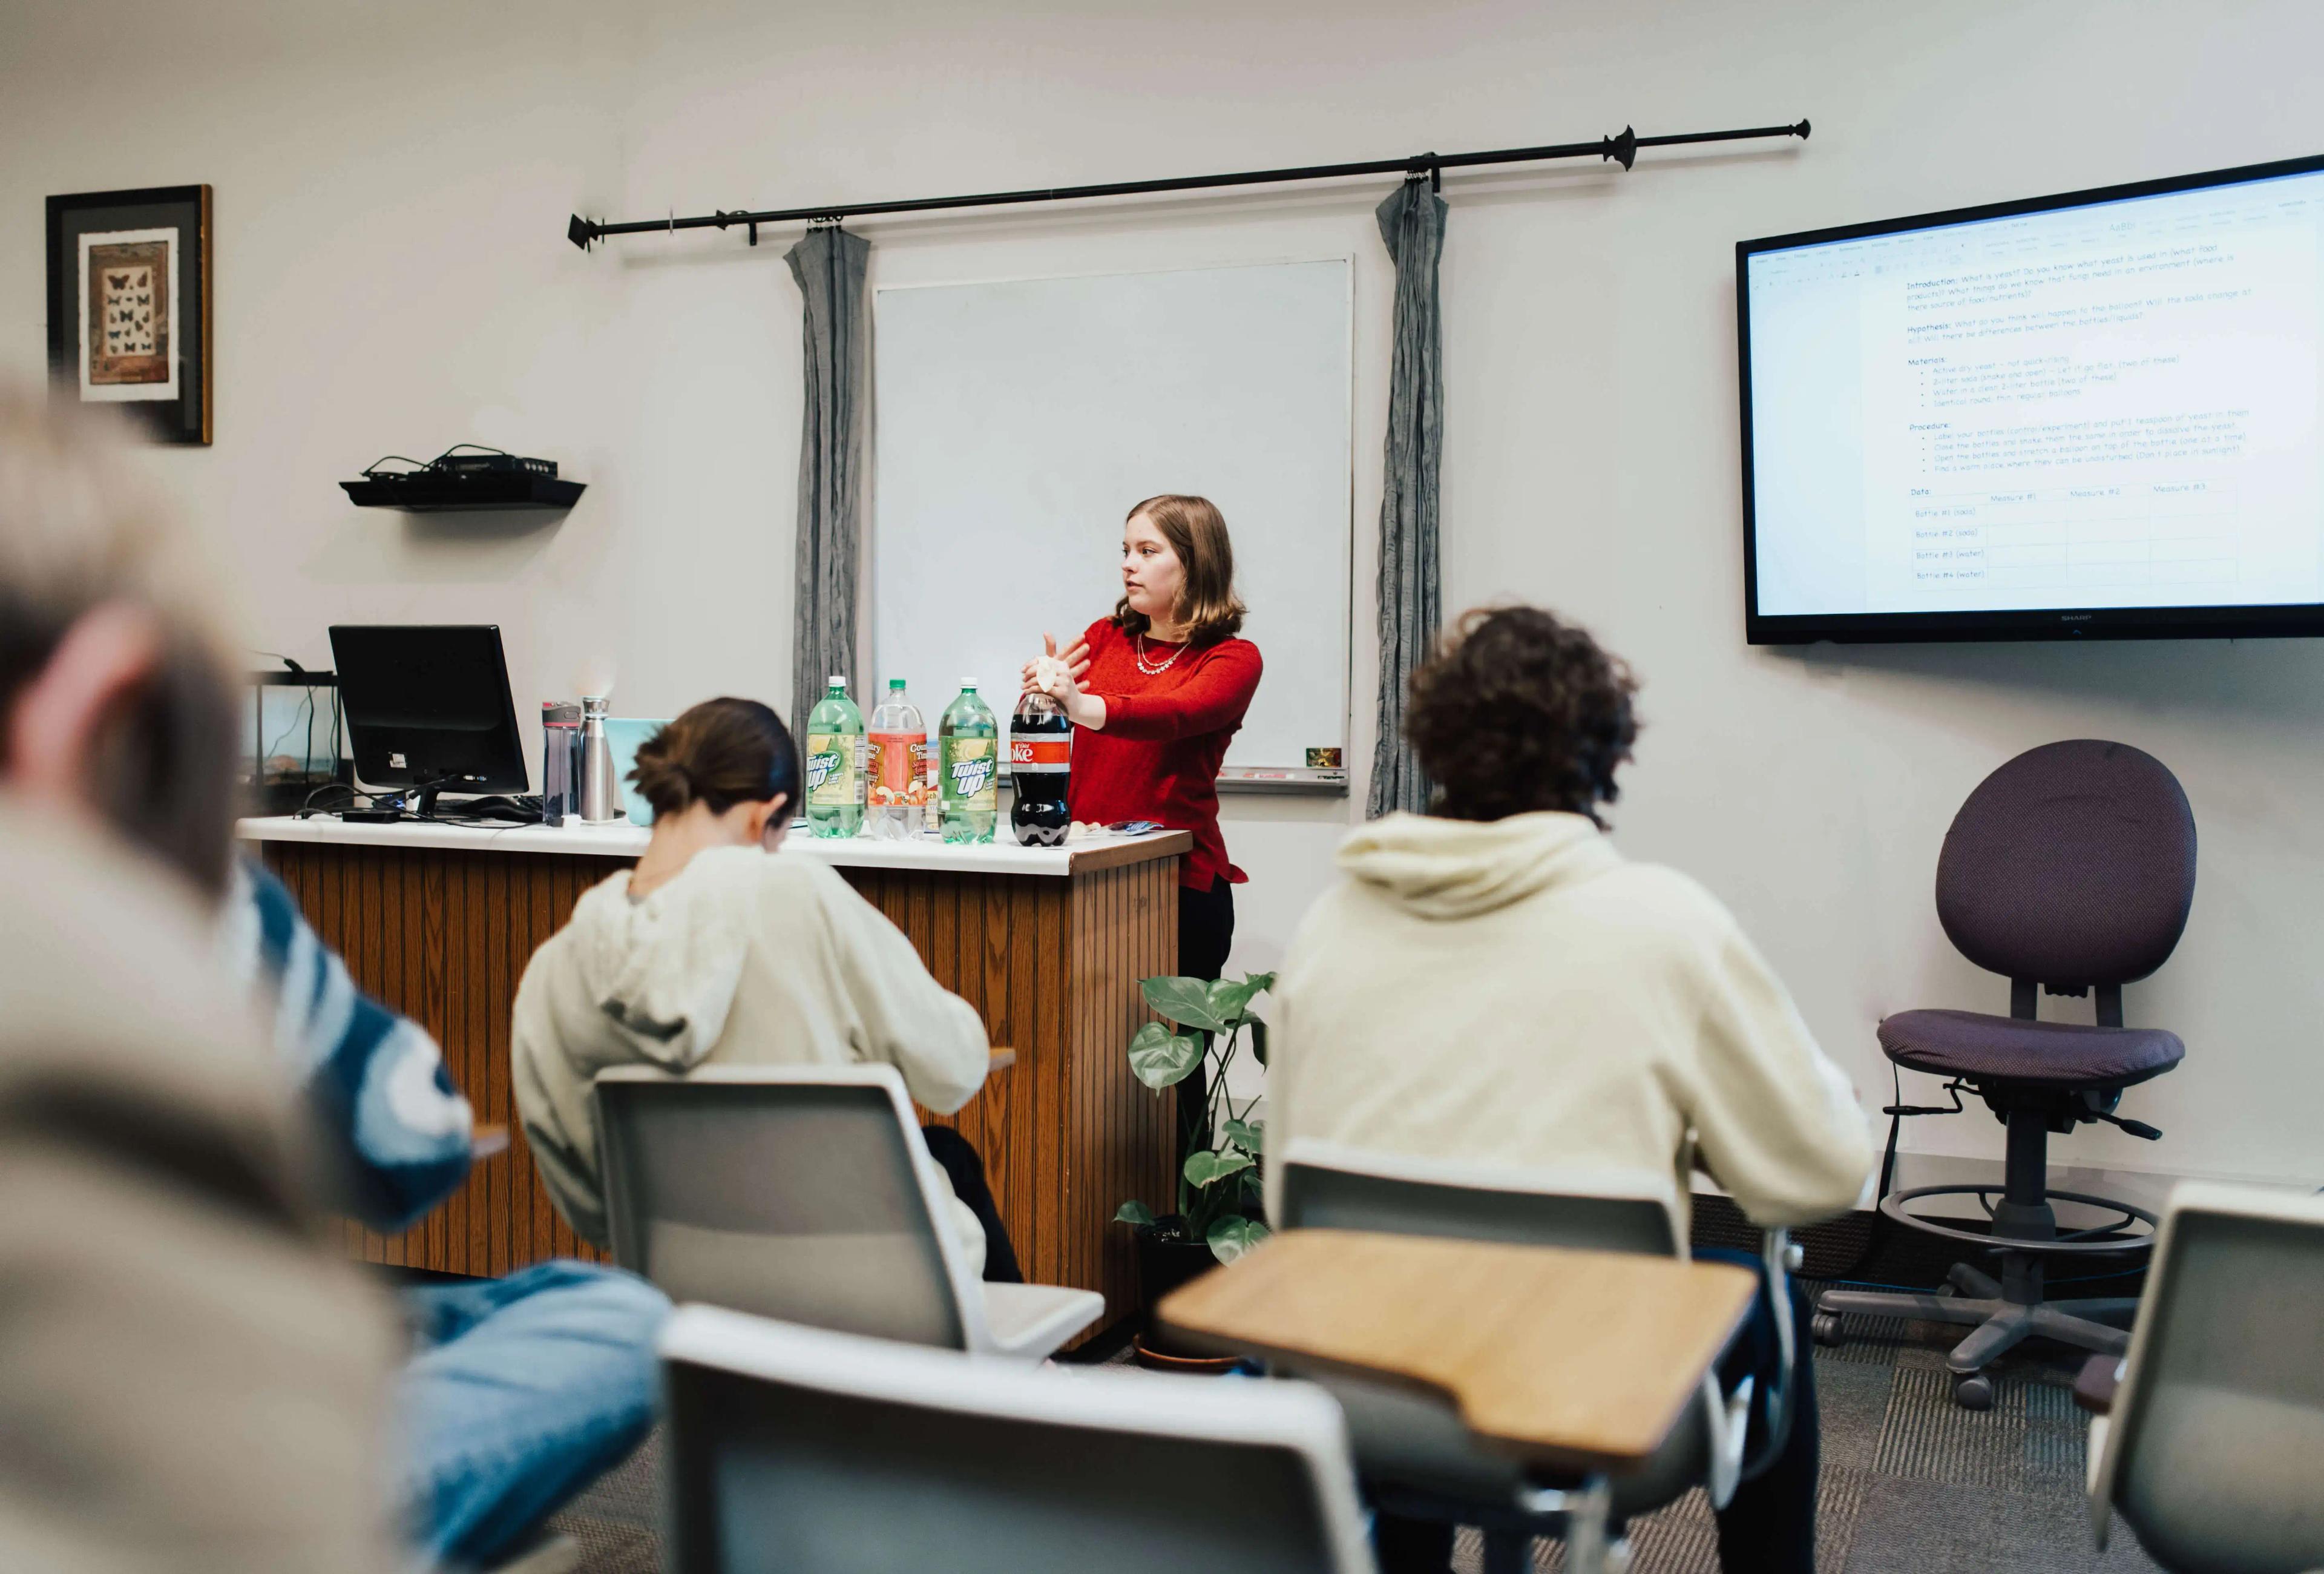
[629,697,800,825]
[1404,605,1641,826]
[1111,494,1247,646]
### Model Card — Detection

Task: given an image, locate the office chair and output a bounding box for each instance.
[593,1065,1101,1359]
[657,1304,1380,1574]
[1273,1140,1799,1574]
[1817,739,2196,1409]
[2086,1182,2324,1573]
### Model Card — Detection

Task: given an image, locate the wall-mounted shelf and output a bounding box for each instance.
[340,474,586,512]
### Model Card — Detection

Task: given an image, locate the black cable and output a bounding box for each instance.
[361,455,430,476]
[260,685,316,775]
[431,443,511,463]
[1809,1063,1969,1283]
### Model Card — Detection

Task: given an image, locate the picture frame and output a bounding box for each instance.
[46,184,212,444]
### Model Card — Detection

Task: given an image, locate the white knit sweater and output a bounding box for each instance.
[1267,812,1873,1231]
[513,845,991,1261]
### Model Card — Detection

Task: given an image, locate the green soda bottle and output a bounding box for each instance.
[803,675,865,838]
[938,680,999,844]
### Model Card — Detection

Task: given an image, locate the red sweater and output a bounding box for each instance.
[1066,619,1262,891]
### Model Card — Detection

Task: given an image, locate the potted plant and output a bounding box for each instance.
[1114,971,1273,1366]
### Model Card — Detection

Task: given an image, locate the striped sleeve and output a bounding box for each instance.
[229,860,474,1232]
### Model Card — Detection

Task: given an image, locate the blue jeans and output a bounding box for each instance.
[398,1260,671,1568]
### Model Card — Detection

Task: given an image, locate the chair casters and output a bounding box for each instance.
[1811,1311,1846,1348]
[1953,1372,1995,1411]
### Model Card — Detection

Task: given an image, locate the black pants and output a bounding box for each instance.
[1175,877,1236,1154]
[1374,1251,1819,1573]
[919,1124,1023,1283]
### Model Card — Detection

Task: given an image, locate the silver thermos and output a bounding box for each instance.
[579,694,622,823]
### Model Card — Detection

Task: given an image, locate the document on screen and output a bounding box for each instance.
[1748,173,2324,617]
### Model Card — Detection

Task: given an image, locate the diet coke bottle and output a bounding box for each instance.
[1009,691,1072,846]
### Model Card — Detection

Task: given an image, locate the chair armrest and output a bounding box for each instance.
[2074,1352,2122,1417]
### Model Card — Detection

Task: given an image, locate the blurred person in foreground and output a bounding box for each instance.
[0,386,397,1571]
[1268,605,1873,1574]
[217,852,669,1567]
[0,386,666,1571]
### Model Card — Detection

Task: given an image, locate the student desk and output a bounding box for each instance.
[237,815,1189,1339]
[1157,1229,1758,1573]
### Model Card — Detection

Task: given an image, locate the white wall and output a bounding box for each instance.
[6,0,2323,1188]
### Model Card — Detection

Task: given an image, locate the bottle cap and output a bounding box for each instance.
[962,679,979,690]
[827,674,846,687]
[888,679,905,689]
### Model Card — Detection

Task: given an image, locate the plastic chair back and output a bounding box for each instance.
[659,1305,1379,1574]
[1278,1148,1682,1257]
[2092,1182,2324,1571]
[594,1065,984,1350]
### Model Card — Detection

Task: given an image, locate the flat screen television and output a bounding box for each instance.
[1739,153,2324,644]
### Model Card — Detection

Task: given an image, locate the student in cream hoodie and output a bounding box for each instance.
[1270,607,1872,1574]
[512,697,1019,1280]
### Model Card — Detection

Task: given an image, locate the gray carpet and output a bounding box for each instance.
[547,1303,2167,1573]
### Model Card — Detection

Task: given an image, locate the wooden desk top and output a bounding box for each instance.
[1157,1229,1757,1474]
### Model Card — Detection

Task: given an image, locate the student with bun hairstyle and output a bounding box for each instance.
[512,696,1021,1280]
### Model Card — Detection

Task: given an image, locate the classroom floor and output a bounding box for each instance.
[546,1290,2167,1573]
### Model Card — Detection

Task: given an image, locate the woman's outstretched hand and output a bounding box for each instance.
[1020,633,1091,699]
[1020,634,1103,729]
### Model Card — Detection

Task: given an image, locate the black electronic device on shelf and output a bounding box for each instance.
[340,443,585,512]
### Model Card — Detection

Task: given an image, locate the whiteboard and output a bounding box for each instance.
[870,259,1353,780]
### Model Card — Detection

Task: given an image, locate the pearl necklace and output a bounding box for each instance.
[1135,633,1187,676]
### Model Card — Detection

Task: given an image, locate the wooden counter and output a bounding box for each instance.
[238,815,1188,1336]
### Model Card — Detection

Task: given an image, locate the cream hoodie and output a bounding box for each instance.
[512,845,991,1262]
[1267,812,1872,1230]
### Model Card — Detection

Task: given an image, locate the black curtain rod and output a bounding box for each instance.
[566,119,1808,250]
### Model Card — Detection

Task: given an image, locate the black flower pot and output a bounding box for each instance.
[1134,1216,1223,1356]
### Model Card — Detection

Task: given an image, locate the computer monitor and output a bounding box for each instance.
[329,624,528,811]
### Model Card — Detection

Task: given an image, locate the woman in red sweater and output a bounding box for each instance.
[1023,494,1262,1141]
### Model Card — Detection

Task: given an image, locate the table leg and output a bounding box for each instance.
[1563,1474,1615,1574]
[1514,1473,1623,1574]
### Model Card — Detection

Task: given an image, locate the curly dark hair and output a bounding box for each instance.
[1404,606,1640,825]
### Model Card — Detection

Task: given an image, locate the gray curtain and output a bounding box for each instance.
[1367,177,1447,818]
[786,224,872,731]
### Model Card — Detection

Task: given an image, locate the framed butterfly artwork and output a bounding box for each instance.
[45,185,212,444]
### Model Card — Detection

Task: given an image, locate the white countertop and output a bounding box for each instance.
[235,814,1189,878]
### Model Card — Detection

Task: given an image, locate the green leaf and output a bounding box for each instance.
[1221,1118,1265,1156]
[1141,975,1229,1032]
[1207,1215,1272,1265]
[1114,1200,1155,1227]
[1127,1021,1204,1089]
[1206,977,1262,1024]
[1249,1017,1267,1068]
[1183,1148,1254,1190]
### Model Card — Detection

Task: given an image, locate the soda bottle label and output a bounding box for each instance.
[867,732,926,806]
[805,732,858,808]
[942,737,998,809]
[912,739,936,803]
[1009,737,1070,767]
